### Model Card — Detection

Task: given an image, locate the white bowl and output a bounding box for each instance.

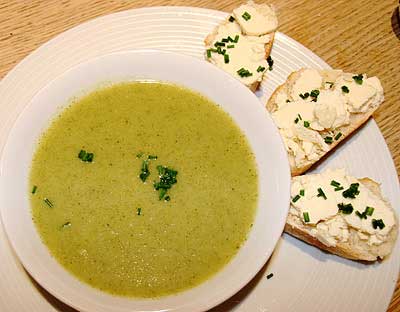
[0,50,290,312]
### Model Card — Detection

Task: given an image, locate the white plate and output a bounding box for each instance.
[0,49,290,312]
[0,6,399,312]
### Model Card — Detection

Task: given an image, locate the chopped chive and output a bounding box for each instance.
[334,186,344,191]
[32,185,37,194]
[139,160,150,182]
[227,36,234,42]
[229,16,235,22]
[330,180,341,187]
[257,65,266,72]
[221,38,229,43]
[137,208,142,216]
[206,49,212,58]
[78,149,86,159]
[355,210,367,219]
[299,92,309,99]
[352,74,363,85]
[153,165,178,201]
[292,194,301,203]
[233,35,239,43]
[297,113,302,120]
[310,89,320,101]
[303,212,310,223]
[317,188,327,200]
[334,132,342,140]
[294,118,299,124]
[267,56,274,70]
[85,153,94,162]
[342,183,360,198]
[300,189,305,196]
[237,67,252,77]
[165,195,171,201]
[324,136,333,144]
[78,149,94,162]
[214,41,225,47]
[338,203,353,214]
[372,218,385,229]
[341,85,349,93]
[366,206,374,216]
[242,11,251,21]
[227,44,235,48]
[224,54,230,64]
[44,198,53,208]
[148,155,158,160]
[326,81,334,88]
[220,49,226,55]
[266,273,274,279]
[303,121,310,128]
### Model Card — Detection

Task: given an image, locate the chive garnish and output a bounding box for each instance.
[221,38,229,43]
[355,211,368,219]
[233,35,239,43]
[227,44,235,48]
[267,56,274,71]
[317,188,327,200]
[206,49,212,58]
[148,155,158,160]
[242,11,251,21]
[139,160,150,182]
[303,121,310,128]
[310,89,320,101]
[297,113,302,120]
[257,66,266,72]
[334,186,344,191]
[352,74,363,85]
[334,132,342,140]
[214,41,225,47]
[366,206,374,216]
[227,36,234,42]
[44,198,53,208]
[303,212,310,223]
[372,219,385,229]
[294,118,299,124]
[224,54,230,64]
[32,185,37,194]
[300,189,305,196]
[342,183,360,198]
[326,81,334,88]
[153,165,178,200]
[78,149,94,162]
[341,85,349,93]
[137,208,142,216]
[292,194,301,203]
[338,203,353,214]
[266,273,274,279]
[299,92,309,99]
[165,195,171,201]
[237,68,253,77]
[229,16,235,22]
[324,136,333,144]
[330,180,341,187]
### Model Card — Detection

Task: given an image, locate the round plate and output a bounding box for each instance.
[0,6,399,312]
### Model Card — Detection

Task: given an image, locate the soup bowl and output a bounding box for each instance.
[0,50,290,312]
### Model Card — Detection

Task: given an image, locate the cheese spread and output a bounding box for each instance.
[290,168,395,247]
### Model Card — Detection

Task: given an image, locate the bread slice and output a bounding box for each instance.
[285,177,398,261]
[204,1,276,92]
[267,69,383,176]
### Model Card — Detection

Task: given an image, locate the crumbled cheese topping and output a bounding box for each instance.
[271,69,384,168]
[290,168,395,247]
[205,1,277,87]
[233,1,278,35]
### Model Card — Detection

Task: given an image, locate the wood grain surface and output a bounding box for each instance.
[0,0,399,311]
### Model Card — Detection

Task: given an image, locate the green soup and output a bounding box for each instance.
[30,82,258,298]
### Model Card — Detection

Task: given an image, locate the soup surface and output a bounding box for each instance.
[30,82,258,297]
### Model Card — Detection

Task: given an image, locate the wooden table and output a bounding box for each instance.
[0,0,399,310]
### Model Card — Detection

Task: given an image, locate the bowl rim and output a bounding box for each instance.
[0,49,290,312]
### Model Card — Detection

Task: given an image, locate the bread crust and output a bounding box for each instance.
[285,177,398,261]
[266,69,381,176]
[204,18,275,92]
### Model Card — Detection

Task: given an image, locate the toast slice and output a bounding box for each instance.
[267,69,384,176]
[285,171,397,261]
[204,1,277,91]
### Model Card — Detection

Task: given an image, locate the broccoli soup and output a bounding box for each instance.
[29,82,258,298]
